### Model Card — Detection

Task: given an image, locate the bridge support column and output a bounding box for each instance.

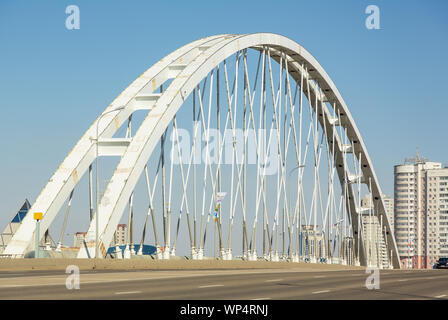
[123,244,131,259]
[161,246,170,259]
[197,248,204,260]
[115,244,123,259]
[248,251,257,261]
[191,247,197,260]
[156,246,163,259]
[221,249,231,260]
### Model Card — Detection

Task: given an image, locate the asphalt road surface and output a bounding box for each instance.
[0,267,447,299]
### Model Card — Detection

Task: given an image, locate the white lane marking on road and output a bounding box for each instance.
[313,275,326,278]
[312,290,330,294]
[398,279,409,282]
[115,291,142,295]
[0,285,27,288]
[252,297,271,300]
[198,284,224,288]
[265,279,283,282]
[435,294,446,298]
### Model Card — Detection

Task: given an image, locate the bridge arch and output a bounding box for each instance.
[3,33,400,268]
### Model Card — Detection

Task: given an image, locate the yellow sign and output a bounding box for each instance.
[33,212,43,220]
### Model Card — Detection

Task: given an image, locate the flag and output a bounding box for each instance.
[212,192,227,222]
[332,219,344,228]
[408,236,414,252]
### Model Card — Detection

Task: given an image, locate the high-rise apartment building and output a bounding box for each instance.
[75,225,127,250]
[300,225,326,262]
[425,167,448,267]
[383,196,395,234]
[394,153,448,269]
[361,193,394,268]
[73,232,87,248]
[114,224,127,246]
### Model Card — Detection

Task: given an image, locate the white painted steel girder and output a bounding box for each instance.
[2,34,231,257]
[4,33,400,268]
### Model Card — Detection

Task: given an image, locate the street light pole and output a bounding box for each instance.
[95,106,125,259]
[34,212,43,258]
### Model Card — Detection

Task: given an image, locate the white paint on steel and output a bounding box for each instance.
[3,33,400,269]
[2,35,231,257]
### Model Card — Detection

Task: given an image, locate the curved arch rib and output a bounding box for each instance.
[3,34,233,257]
[4,33,400,268]
[76,33,399,268]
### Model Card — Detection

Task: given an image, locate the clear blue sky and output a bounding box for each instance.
[0,1,447,248]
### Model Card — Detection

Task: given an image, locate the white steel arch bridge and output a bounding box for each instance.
[2,33,401,268]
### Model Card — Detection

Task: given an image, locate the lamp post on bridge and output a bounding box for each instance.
[34,212,43,258]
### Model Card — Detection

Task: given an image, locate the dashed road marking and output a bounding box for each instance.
[252,297,271,300]
[0,285,27,288]
[265,279,283,282]
[435,294,446,298]
[114,291,142,295]
[198,284,224,288]
[312,290,330,294]
[313,275,326,278]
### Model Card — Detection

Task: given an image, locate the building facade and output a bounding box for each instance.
[383,196,395,234]
[394,154,448,269]
[73,232,87,248]
[360,193,394,268]
[300,225,326,261]
[75,224,127,249]
[424,167,448,267]
[114,224,127,246]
